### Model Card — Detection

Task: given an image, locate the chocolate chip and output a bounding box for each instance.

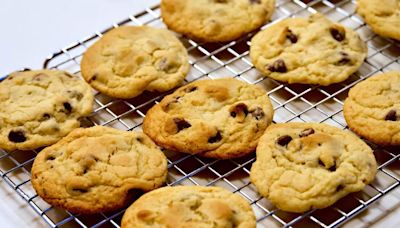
[72,188,88,193]
[336,184,344,192]
[249,0,261,3]
[215,0,228,2]
[277,135,292,147]
[268,59,287,73]
[173,118,191,132]
[230,103,248,119]
[329,165,336,172]
[299,128,315,137]
[385,110,397,121]
[286,29,298,43]
[330,28,345,41]
[318,159,325,167]
[41,113,51,121]
[136,137,143,142]
[208,131,222,143]
[8,130,26,143]
[46,156,55,161]
[337,52,351,65]
[89,74,97,82]
[251,107,264,120]
[185,86,197,93]
[63,102,72,113]
[67,90,83,101]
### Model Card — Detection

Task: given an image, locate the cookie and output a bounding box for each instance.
[143,78,274,159]
[250,122,377,213]
[250,13,367,86]
[357,0,400,40]
[121,186,256,228]
[31,126,168,214]
[344,71,400,146]
[0,70,93,151]
[161,0,275,42]
[80,26,189,99]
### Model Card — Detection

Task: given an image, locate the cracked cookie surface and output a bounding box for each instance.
[143,78,274,159]
[161,0,275,42]
[357,0,400,40]
[31,126,168,214]
[80,26,189,99]
[250,122,377,213]
[121,186,256,228]
[344,71,400,146]
[250,13,367,86]
[0,70,94,151]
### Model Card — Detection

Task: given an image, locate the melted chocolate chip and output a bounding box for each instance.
[41,113,51,121]
[286,29,298,43]
[230,103,248,118]
[277,135,292,147]
[336,184,344,192]
[46,156,56,161]
[8,130,26,143]
[208,131,222,143]
[89,74,97,82]
[173,118,191,132]
[67,90,83,101]
[251,107,265,120]
[268,59,287,73]
[385,110,397,121]
[72,188,88,193]
[329,165,336,172]
[136,137,143,143]
[318,159,325,167]
[299,128,315,137]
[337,52,350,65]
[185,86,197,93]
[249,0,261,3]
[63,102,72,113]
[330,28,345,41]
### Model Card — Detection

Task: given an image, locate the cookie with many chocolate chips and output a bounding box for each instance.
[344,71,400,146]
[161,0,275,42]
[81,26,189,99]
[143,78,274,159]
[31,126,168,214]
[250,122,377,213]
[0,70,94,151]
[250,13,367,86]
[357,0,400,40]
[121,186,256,228]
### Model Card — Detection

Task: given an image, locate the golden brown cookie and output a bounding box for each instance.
[161,0,275,42]
[0,70,93,151]
[357,0,400,40]
[344,71,400,146]
[250,13,367,86]
[143,78,274,159]
[121,186,256,228]
[81,26,189,99]
[31,126,168,214]
[250,122,377,213]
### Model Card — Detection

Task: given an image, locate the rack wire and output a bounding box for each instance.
[1,0,400,227]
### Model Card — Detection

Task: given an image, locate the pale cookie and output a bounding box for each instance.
[81,26,189,99]
[250,13,367,86]
[121,186,256,228]
[0,70,93,151]
[250,122,377,213]
[31,126,168,214]
[161,0,275,42]
[143,78,274,159]
[357,0,400,40]
[344,71,400,146]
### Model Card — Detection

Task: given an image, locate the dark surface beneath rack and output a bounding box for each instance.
[1,0,400,227]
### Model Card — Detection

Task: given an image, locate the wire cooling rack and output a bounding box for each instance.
[1,0,400,227]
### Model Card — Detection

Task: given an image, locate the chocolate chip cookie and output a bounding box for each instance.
[357,0,400,40]
[161,0,275,42]
[81,26,189,99]
[121,186,256,228]
[250,13,367,86]
[344,71,400,146]
[250,122,377,213]
[0,70,93,151]
[31,126,168,214]
[143,78,274,159]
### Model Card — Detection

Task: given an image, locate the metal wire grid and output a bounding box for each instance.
[1,0,400,227]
